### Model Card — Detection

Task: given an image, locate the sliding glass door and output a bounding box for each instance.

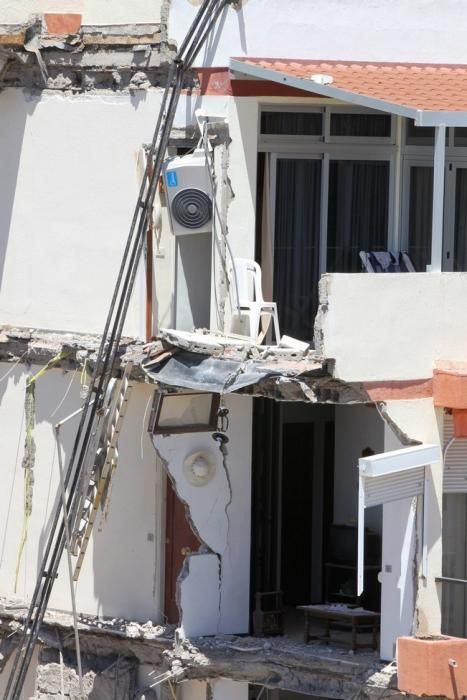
[273,156,322,341]
[327,159,390,272]
[270,153,391,342]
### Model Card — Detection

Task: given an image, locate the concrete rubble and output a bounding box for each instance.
[0,596,421,699]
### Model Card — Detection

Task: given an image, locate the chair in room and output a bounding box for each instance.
[359,250,416,273]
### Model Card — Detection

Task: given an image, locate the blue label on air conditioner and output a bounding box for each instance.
[166,171,178,187]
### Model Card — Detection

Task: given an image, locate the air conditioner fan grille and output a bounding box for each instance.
[171,188,212,230]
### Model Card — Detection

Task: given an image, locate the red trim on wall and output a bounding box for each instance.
[44,13,82,35]
[364,379,433,401]
[194,67,321,97]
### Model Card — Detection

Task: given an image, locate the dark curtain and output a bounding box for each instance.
[274,158,321,341]
[407,166,433,271]
[327,160,389,272]
[454,168,467,271]
[250,399,282,608]
[261,111,322,136]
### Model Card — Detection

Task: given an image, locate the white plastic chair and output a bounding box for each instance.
[230,257,280,344]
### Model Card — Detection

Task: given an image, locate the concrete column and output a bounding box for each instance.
[430,124,446,272]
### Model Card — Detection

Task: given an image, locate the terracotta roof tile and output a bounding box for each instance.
[236,58,467,112]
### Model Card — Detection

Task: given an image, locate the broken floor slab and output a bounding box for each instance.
[142,329,368,403]
[0,325,147,380]
[0,602,423,700]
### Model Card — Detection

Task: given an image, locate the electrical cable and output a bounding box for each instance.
[201,120,241,313]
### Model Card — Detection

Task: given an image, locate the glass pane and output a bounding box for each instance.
[274,158,321,340]
[327,160,389,272]
[406,119,435,146]
[330,113,391,137]
[261,111,322,136]
[407,165,432,271]
[454,127,467,146]
[441,494,467,637]
[158,394,213,429]
[453,168,467,271]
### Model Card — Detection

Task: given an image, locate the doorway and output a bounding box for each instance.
[164,478,201,623]
[250,401,335,616]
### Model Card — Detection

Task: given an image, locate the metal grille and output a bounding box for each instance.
[443,414,467,493]
[364,467,425,508]
[171,188,212,229]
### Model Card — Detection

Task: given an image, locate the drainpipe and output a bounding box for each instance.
[429,124,446,272]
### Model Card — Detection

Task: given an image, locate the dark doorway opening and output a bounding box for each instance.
[250,400,335,625]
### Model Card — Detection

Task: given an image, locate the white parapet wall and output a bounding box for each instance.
[316,272,467,382]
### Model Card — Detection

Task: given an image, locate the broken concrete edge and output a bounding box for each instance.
[0,19,169,47]
[0,604,408,699]
[0,324,380,405]
[0,325,148,381]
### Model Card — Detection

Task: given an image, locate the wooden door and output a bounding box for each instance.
[164,478,201,623]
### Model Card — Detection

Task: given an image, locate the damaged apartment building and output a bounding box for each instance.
[4,0,467,699]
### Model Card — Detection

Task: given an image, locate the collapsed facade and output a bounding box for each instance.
[2,1,467,698]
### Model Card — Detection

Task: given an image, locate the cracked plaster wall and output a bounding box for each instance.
[152,394,252,637]
[0,364,165,622]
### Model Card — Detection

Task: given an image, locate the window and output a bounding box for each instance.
[330,113,391,138]
[261,110,323,136]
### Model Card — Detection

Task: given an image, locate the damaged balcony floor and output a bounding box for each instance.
[0,600,405,699]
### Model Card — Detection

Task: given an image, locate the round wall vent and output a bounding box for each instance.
[183,450,216,487]
[171,188,212,229]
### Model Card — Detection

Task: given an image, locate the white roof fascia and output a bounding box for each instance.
[359,443,441,478]
[230,59,467,128]
[415,110,467,127]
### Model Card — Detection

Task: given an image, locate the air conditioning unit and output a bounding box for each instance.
[163,149,213,235]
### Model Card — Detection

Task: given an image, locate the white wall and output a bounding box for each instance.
[318,273,467,382]
[152,394,252,636]
[0,364,164,622]
[334,404,384,532]
[0,1,162,25]
[379,399,443,659]
[0,89,233,339]
[170,0,467,66]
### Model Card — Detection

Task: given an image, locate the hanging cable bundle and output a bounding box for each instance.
[4,2,231,698]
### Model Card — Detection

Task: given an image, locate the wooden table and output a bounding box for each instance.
[297,604,380,652]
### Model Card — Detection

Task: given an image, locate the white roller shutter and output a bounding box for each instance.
[358,444,441,596]
[443,414,467,493]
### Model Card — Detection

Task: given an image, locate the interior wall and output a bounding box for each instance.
[152,394,252,636]
[334,404,384,533]
[0,365,164,622]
